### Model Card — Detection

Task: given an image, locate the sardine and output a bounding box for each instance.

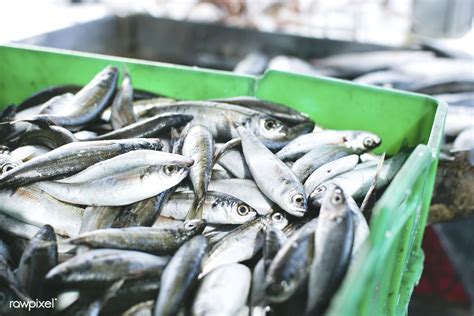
[237,125,307,217]
[154,236,209,316]
[69,220,206,255]
[192,264,251,316]
[111,71,137,130]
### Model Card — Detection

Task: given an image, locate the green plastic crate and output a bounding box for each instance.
[0,44,446,315]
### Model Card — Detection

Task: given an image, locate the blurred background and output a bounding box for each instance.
[1,0,473,315]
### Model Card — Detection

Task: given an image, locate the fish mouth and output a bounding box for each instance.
[289,208,306,217]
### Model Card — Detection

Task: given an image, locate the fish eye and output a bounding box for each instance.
[363,137,375,148]
[331,189,344,205]
[184,222,196,230]
[291,194,305,207]
[237,204,251,216]
[264,119,278,130]
[272,212,284,222]
[1,164,15,173]
[163,165,177,175]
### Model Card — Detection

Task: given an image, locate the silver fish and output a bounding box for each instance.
[182,125,214,219]
[192,263,251,316]
[215,145,252,179]
[160,191,257,225]
[154,236,209,316]
[111,71,137,130]
[202,212,288,275]
[237,125,307,217]
[276,130,381,161]
[306,186,354,314]
[209,179,274,215]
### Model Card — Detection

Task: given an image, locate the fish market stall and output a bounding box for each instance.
[0,1,472,315]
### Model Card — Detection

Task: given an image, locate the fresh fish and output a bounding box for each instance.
[16,84,81,112]
[309,153,407,206]
[0,138,164,188]
[79,206,120,233]
[37,160,190,206]
[210,164,234,180]
[111,188,175,228]
[192,263,251,316]
[2,121,77,149]
[215,145,252,179]
[304,155,360,196]
[346,195,370,257]
[69,220,206,255]
[291,145,356,181]
[265,218,318,303]
[237,125,307,217]
[306,186,354,315]
[138,101,312,149]
[25,66,118,130]
[250,259,268,316]
[111,71,137,129]
[92,113,193,140]
[154,236,209,316]
[0,184,83,237]
[16,225,57,300]
[0,212,44,240]
[9,145,50,162]
[233,52,269,75]
[263,225,287,271]
[160,191,257,224]
[453,127,474,151]
[445,106,474,136]
[209,179,274,215]
[202,212,288,275]
[46,249,169,286]
[0,154,22,174]
[276,130,381,161]
[182,125,214,219]
[101,279,159,315]
[74,130,98,140]
[211,96,310,124]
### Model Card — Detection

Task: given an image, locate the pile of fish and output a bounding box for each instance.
[0,66,406,315]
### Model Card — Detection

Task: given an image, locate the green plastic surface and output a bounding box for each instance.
[0,44,447,315]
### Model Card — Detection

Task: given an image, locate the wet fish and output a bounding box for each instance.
[69,220,206,255]
[154,236,209,316]
[265,218,318,303]
[306,186,354,315]
[0,184,83,237]
[202,212,288,275]
[208,179,274,215]
[92,113,193,140]
[304,155,360,196]
[0,138,164,188]
[79,206,120,233]
[237,124,307,217]
[111,71,137,129]
[291,145,356,181]
[46,249,169,286]
[214,145,252,179]
[160,191,257,224]
[182,125,214,219]
[309,153,407,206]
[192,263,251,316]
[276,130,381,161]
[25,66,118,130]
[138,100,312,149]
[263,225,287,271]
[16,225,57,300]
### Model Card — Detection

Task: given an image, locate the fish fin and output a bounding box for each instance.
[212,137,242,164]
[186,195,205,220]
[360,152,386,213]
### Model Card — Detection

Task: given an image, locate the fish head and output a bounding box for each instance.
[308,183,329,207]
[230,201,258,223]
[34,224,57,242]
[267,212,289,230]
[344,131,381,153]
[0,154,21,175]
[245,114,312,150]
[182,219,207,235]
[282,189,307,217]
[320,184,350,220]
